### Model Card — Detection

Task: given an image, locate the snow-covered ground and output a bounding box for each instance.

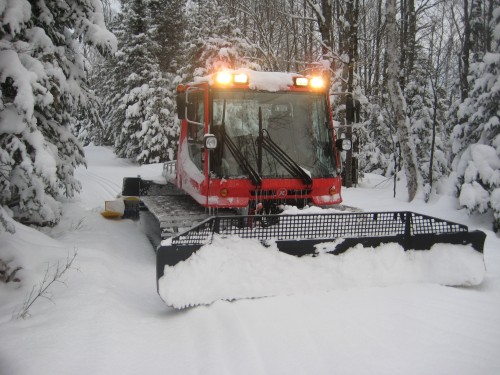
[1,145,499,375]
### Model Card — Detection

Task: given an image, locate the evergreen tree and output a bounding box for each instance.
[452,5,500,230]
[357,100,393,176]
[97,0,179,164]
[94,12,127,146]
[182,0,259,80]
[406,53,449,199]
[75,77,107,146]
[146,0,183,161]
[148,0,184,74]
[0,0,116,232]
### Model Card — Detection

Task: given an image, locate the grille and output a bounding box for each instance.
[250,189,312,197]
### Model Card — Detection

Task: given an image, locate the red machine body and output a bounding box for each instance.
[174,69,345,213]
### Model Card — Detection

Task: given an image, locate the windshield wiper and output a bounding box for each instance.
[223,131,262,186]
[218,100,262,186]
[257,108,313,185]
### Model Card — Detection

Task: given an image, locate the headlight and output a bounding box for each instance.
[204,134,218,149]
[336,139,352,151]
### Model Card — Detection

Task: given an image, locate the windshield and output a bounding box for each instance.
[211,90,337,179]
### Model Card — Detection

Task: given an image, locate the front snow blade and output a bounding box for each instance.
[156,211,486,308]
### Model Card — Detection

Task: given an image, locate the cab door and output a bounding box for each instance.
[176,83,210,204]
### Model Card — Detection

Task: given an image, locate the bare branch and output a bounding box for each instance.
[16,250,78,319]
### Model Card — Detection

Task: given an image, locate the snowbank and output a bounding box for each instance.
[159,235,485,309]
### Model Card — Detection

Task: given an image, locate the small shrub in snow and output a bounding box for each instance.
[16,251,77,319]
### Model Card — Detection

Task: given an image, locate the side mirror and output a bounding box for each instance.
[176,89,186,120]
[186,97,195,121]
[336,138,352,151]
[184,87,204,124]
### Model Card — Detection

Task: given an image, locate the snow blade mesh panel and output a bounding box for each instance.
[171,211,468,246]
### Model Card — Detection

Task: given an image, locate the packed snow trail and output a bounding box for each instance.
[75,145,164,209]
[0,146,499,375]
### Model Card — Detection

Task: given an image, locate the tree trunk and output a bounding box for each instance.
[373,0,383,95]
[342,0,359,188]
[385,0,418,201]
[309,0,334,59]
[461,0,471,102]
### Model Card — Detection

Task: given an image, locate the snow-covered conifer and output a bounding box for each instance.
[406,53,449,198]
[452,5,500,230]
[357,101,392,176]
[99,0,178,164]
[148,0,184,74]
[182,0,259,80]
[0,0,116,232]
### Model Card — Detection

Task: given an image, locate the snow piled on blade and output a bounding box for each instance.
[158,236,485,309]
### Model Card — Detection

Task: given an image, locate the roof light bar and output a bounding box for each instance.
[294,75,326,89]
[215,71,249,86]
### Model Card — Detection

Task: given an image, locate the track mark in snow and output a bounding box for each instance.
[75,169,123,209]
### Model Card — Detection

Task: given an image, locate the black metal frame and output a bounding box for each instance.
[156,211,486,282]
[171,211,464,243]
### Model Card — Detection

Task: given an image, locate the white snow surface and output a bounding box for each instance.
[160,237,485,309]
[1,146,500,375]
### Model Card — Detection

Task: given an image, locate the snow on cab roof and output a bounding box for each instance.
[193,69,298,92]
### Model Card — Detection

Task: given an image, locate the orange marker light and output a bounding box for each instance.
[220,188,229,197]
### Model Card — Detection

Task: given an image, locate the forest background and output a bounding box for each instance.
[1,0,499,235]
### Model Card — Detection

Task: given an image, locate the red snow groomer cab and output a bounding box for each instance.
[175,69,351,214]
[120,69,486,309]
